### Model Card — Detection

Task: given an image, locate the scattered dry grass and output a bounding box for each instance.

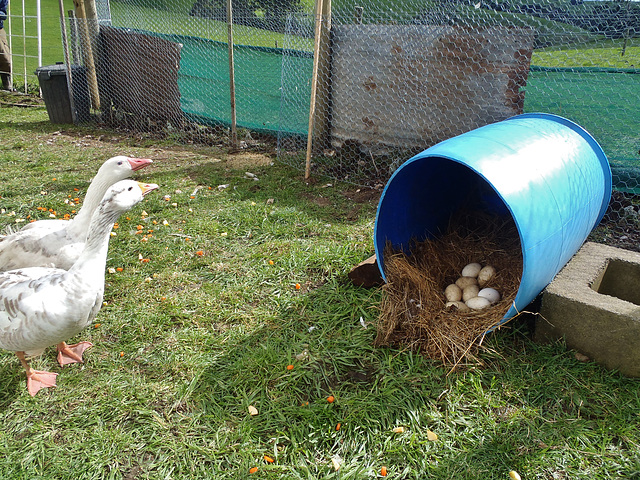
[375,212,523,367]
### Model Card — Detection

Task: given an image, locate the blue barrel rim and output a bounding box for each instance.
[374,112,613,324]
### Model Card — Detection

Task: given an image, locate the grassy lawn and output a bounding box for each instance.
[7,0,638,94]
[533,37,640,69]
[0,99,639,479]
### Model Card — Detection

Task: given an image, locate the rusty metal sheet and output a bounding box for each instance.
[98,27,183,123]
[329,25,534,150]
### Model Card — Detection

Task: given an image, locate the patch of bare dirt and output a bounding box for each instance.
[0,90,44,107]
[303,193,332,207]
[589,190,640,253]
[341,186,382,204]
[225,152,274,169]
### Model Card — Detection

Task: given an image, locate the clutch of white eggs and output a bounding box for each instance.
[444,262,500,311]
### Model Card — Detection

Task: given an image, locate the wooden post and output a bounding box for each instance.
[73,0,100,109]
[227,0,238,150]
[304,0,325,180]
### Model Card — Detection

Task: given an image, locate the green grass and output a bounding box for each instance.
[7,0,637,94]
[108,0,303,49]
[533,37,640,69]
[4,0,66,91]
[1,101,639,479]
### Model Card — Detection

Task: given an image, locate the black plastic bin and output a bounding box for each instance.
[35,63,91,124]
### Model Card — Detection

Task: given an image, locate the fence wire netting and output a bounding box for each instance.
[278,5,638,191]
[56,0,638,224]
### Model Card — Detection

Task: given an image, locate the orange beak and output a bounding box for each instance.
[127,157,153,171]
[137,182,159,196]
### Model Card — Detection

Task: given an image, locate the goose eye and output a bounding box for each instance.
[127,186,133,191]
[117,161,123,165]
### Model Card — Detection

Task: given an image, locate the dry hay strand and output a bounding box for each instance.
[375,212,522,367]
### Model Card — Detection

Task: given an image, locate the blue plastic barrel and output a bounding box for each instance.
[374,113,612,323]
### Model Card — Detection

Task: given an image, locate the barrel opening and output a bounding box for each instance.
[373,114,611,365]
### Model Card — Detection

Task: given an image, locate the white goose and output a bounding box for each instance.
[0,155,152,271]
[0,180,159,396]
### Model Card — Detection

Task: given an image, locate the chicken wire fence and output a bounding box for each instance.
[58,0,638,196]
[277,4,639,191]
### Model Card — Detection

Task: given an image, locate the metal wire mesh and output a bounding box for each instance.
[278,4,639,192]
[57,0,638,199]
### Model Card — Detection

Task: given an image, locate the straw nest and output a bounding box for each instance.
[375,211,523,368]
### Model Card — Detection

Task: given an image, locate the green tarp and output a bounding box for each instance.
[152,31,639,186]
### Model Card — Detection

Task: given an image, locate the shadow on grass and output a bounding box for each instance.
[0,360,22,409]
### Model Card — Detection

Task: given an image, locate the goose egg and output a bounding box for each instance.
[477,265,496,287]
[478,287,500,304]
[461,262,482,278]
[445,301,470,312]
[455,276,477,289]
[462,284,480,302]
[465,296,491,310]
[444,284,462,302]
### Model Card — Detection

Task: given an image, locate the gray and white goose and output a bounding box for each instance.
[0,180,158,396]
[0,155,152,271]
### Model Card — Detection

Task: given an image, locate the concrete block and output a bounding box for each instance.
[536,242,640,377]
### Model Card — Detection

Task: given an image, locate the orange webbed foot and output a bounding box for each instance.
[56,341,94,366]
[26,369,58,396]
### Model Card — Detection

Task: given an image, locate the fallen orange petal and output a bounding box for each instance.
[264,455,274,463]
[381,466,388,476]
[327,395,335,403]
[295,283,301,290]
[249,467,258,474]
[286,364,294,370]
